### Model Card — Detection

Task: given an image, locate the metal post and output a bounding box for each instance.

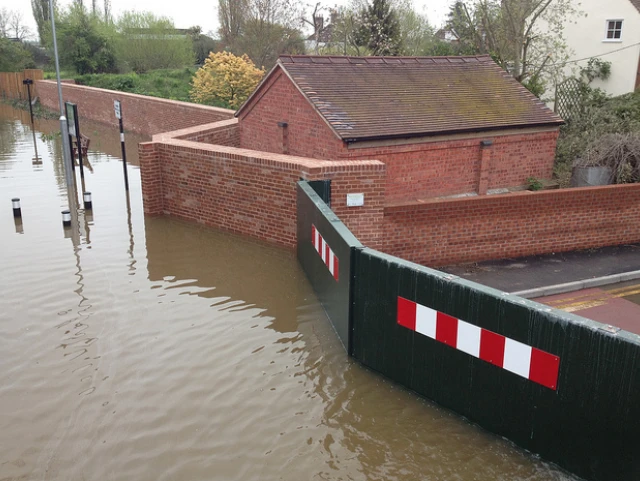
[76,114,84,181]
[116,104,130,191]
[22,79,34,125]
[49,0,75,192]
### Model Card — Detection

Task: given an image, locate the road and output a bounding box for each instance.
[535,280,640,335]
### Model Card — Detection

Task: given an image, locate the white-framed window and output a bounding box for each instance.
[604,20,623,41]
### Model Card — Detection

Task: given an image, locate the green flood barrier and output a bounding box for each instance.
[297,180,640,481]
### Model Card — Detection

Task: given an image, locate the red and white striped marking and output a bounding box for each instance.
[397,297,560,390]
[312,225,339,281]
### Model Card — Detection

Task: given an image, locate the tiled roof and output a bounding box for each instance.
[630,0,640,13]
[262,55,563,141]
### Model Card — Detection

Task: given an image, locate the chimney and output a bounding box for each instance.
[314,14,324,32]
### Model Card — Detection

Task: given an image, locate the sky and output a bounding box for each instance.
[5,0,454,41]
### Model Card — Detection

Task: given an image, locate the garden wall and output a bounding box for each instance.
[383,184,640,267]
[35,79,234,137]
[139,121,386,249]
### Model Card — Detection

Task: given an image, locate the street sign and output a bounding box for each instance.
[65,102,77,138]
[114,100,121,120]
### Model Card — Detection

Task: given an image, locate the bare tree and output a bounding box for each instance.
[218,0,249,50]
[8,11,31,41]
[301,2,325,54]
[448,0,579,96]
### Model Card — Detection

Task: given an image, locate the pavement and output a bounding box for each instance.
[440,244,640,335]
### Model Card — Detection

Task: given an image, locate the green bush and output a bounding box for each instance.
[71,68,196,102]
[556,90,640,167]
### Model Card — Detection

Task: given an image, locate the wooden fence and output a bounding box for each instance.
[0,69,44,100]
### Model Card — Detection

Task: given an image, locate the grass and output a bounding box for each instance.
[44,68,200,103]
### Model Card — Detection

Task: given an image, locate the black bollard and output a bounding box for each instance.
[83,191,92,210]
[12,198,21,218]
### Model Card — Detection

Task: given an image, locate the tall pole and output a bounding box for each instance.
[114,100,129,191]
[23,79,34,125]
[49,0,75,192]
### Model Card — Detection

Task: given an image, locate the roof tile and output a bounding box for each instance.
[269,55,562,141]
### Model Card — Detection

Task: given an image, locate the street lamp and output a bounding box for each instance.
[49,0,75,192]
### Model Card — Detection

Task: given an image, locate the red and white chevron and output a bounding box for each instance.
[312,225,339,281]
[397,297,560,390]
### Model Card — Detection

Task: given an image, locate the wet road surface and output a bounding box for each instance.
[535,280,640,335]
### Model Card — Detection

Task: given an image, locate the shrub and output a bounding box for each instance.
[190,51,264,109]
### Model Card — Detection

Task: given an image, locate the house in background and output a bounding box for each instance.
[561,0,640,95]
[304,12,338,54]
[236,55,563,204]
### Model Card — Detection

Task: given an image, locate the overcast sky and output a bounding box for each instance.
[5,0,454,41]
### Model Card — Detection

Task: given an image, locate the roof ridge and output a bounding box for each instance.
[278,55,493,65]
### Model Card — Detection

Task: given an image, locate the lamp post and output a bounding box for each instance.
[49,0,75,192]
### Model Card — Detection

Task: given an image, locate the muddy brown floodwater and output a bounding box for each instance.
[0,104,582,481]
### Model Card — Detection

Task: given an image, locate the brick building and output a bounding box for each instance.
[236,55,563,204]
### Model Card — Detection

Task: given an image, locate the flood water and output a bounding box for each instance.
[0,104,581,481]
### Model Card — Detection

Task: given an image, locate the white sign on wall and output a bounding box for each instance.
[346,193,365,207]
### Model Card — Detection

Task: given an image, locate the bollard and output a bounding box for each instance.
[62,209,71,227]
[12,198,21,218]
[83,191,92,210]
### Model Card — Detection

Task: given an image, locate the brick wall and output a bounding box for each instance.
[35,80,234,137]
[170,119,240,146]
[139,134,386,249]
[383,184,640,267]
[238,70,345,159]
[237,69,559,203]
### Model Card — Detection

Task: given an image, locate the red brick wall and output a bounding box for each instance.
[164,119,240,146]
[35,80,234,137]
[237,70,559,203]
[347,131,559,203]
[383,184,640,267]
[139,136,386,249]
[238,69,345,159]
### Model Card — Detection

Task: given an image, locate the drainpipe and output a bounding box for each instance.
[478,140,493,196]
[278,122,289,155]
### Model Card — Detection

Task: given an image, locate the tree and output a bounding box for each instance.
[325,6,369,55]
[115,11,194,73]
[217,0,305,69]
[191,51,265,108]
[447,0,578,96]
[218,0,248,52]
[301,2,325,54]
[188,26,219,65]
[8,11,32,41]
[0,8,9,37]
[358,0,402,56]
[54,4,117,74]
[31,0,55,44]
[0,37,36,71]
[394,1,434,55]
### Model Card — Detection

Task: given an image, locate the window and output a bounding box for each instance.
[605,20,623,40]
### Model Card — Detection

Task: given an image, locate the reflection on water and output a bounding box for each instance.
[0,104,581,481]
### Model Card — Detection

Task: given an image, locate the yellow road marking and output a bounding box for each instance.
[543,283,640,311]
